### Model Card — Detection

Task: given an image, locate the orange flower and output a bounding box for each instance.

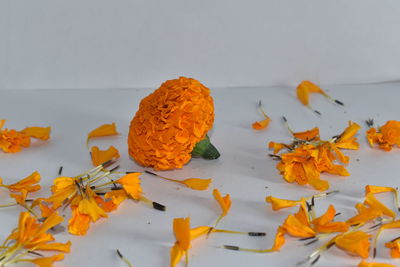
[128,77,217,170]
[0,212,70,266]
[335,231,371,258]
[0,171,41,193]
[91,145,120,166]
[358,260,397,267]
[367,120,400,151]
[20,126,51,140]
[87,122,118,144]
[265,196,300,211]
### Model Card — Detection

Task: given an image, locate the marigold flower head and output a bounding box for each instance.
[367,120,400,151]
[128,77,217,170]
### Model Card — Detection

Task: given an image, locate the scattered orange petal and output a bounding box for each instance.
[20,126,51,140]
[252,117,271,130]
[213,189,231,217]
[87,122,118,143]
[265,196,300,211]
[91,145,120,166]
[293,127,320,141]
[335,231,371,258]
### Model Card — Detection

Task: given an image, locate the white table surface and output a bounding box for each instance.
[1,82,400,267]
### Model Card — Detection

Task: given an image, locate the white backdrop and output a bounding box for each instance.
[1,0,400,90]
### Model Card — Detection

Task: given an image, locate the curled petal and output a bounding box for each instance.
[265,196,300,211]
[252,118,271,130]
[87,123,118,143]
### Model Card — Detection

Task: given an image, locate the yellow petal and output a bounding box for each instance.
[87,123,118,143]
[365,185,396,195]
[293,127,320,141]
[268,142,286,154]
[252,117,271,130]
[181,178,212,190]
[25,253,65,267]
[296,81,324,106]
[7,171,41,192]
[68,207,91,236]
[358,260,397,267]
[265,196,300,211]
[282,214,315,238]
[364,193,396,219]
[170,242,185,267]
[173,217,191,250]
[213,189,231,217]
[335,231,371,258]
[91,145,120,166]
[335,121,361,150]
[20,126,51,140]
[115,173,143,200]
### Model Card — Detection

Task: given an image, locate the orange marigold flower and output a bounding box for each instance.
[358,260,397,267]
[366,120,400,151]
[91,145,120,166]
[335,231,371,258]
[128,77,219,171]
[0,171,41,193]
